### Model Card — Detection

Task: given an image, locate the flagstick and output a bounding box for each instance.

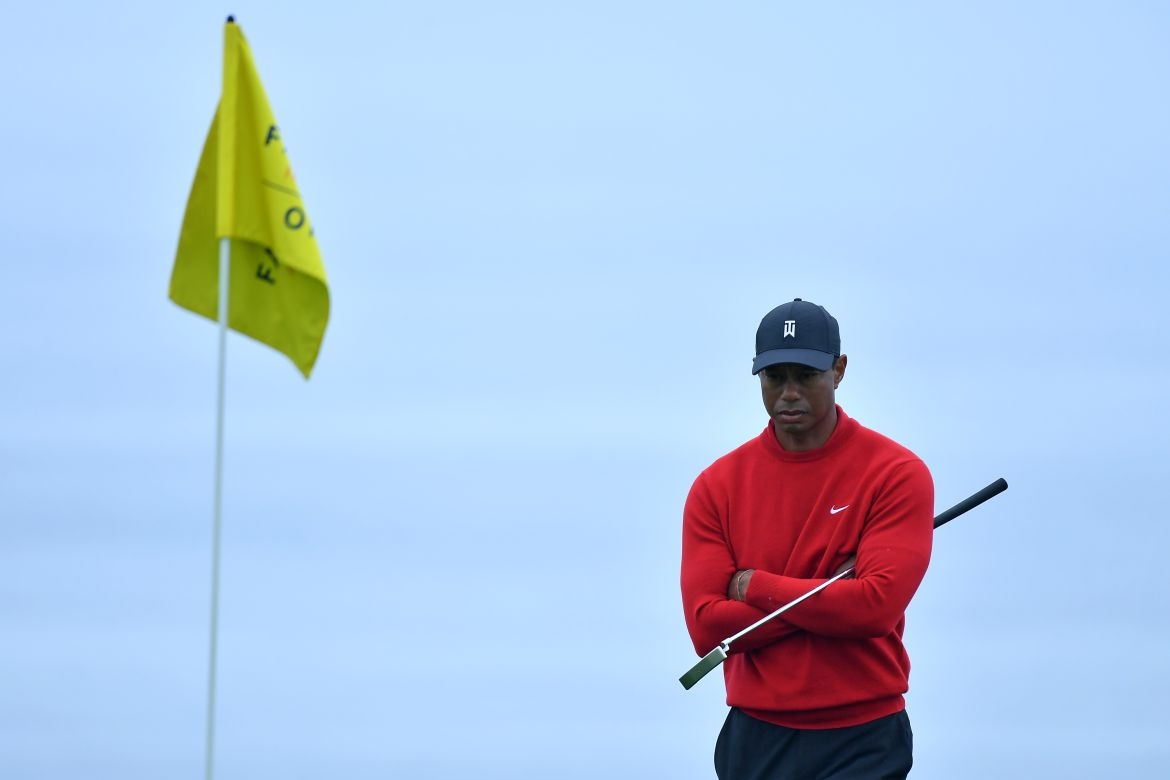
[205,236,230,780]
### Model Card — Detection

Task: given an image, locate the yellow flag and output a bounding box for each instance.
[170,19,329,378]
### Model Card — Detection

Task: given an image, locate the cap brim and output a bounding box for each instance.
[752,349,835,374]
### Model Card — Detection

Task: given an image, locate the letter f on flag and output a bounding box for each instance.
[169,18,329,378]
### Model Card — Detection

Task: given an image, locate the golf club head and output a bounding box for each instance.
[679,644,728,690]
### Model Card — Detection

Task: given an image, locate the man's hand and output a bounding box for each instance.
[727,569,754,601]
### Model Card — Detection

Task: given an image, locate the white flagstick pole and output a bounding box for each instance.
[205,236,230,780]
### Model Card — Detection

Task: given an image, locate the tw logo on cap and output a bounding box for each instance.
[783,320,796,338]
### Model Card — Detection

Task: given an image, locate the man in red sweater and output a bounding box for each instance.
[681,299,934,780]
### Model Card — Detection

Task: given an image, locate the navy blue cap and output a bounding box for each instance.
[752,298,841,374]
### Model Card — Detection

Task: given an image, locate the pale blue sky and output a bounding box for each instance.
[2,2,1168,778]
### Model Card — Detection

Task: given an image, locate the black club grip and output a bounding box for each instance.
[933,478,1008,529]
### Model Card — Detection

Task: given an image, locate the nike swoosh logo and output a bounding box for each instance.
[830,504,850,515]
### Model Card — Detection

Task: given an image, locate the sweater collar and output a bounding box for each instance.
[760,405,857,461]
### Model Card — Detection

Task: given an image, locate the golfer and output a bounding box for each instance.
[680,299,935,779]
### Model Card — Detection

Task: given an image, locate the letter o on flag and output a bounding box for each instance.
[285,207,306,230]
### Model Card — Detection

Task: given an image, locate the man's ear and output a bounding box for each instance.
[834,354,848,388]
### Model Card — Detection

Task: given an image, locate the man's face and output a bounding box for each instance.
[759,355,847,451]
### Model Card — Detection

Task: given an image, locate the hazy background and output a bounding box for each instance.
[2,1,1167,778]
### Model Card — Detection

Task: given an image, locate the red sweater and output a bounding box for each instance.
[681,407,933,728]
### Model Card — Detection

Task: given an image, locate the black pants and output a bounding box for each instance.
[714,708,913,780]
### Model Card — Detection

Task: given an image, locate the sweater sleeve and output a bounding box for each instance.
[680,472,801,655]
[744,461,934,638]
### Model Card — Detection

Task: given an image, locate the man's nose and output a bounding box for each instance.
[778,378,802,401]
